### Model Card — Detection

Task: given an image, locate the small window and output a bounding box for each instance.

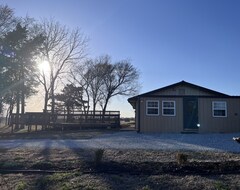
[212,101,227,117]
[146,101,159,116]
[162,101,176,116]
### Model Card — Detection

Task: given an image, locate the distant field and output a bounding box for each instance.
[120,118,135,129]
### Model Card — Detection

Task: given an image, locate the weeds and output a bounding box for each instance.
[214,181,229,190]
[142,185,151,190]
[16,181,28,190]
[49,173,72,181]
[36,176,50,190]
[61,182,72,190]
[36,173,72,190]
[94,149,104,166]
[176,152,188,165]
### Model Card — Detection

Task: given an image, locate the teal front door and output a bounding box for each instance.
[183,97,199,130]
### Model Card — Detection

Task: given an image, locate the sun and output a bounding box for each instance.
[38,60,50,73]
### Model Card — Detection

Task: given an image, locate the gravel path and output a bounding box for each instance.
[0,131,240,152]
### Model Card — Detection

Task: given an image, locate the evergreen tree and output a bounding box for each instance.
[0,23,44,127]
[55,84,88,122]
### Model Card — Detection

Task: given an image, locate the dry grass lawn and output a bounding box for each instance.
[0,148,239,190]
[0,123,239,189]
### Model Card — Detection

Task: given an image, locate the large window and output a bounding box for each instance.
[146,100,159,116]
[212,101,227,117]
[162,101,176,116]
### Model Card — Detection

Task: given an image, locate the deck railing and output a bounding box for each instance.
[9,110,120,131]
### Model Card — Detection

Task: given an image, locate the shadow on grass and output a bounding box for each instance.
[54,140,119,189]
[0,128,112,140]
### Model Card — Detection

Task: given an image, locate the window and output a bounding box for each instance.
[146,101,159,116]
[212,101,227,117]
[162,101,176,116]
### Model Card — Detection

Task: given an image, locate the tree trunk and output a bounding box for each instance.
[48,63,55,122]
[50,66,55,115]
[20,88,25,129]
[93,101,96,118]
[20,65,25,128]
[102,96,110,118]
[66,106,71,122]
[15,90,20,129]
[51,86,55,115]
[83,89,90,120]
[43,91,48,113]
[6,94,14,126]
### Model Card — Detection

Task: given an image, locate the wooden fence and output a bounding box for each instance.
[9,110,120,132]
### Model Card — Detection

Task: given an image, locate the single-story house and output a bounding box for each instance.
[128,81,240,133]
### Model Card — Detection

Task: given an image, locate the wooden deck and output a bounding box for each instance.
[9,111,120,132]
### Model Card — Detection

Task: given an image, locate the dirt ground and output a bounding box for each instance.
[0,148,239,190]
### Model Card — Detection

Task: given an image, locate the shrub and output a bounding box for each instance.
[36,176,50,190]
[176,153,188,165]
[16,181,28,190]
[142,185,151,190]
[214,181,229,190]
[94,149,104,166]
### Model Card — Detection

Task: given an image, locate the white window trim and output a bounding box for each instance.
[146,100,159,116]
[162,100,176,116]
[212,101,227,118]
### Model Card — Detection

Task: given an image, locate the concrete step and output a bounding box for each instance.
[181,128,199,134]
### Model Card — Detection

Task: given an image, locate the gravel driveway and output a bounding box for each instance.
[0,131,240,152]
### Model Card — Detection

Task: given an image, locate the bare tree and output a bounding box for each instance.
[73,55,140,115]
[0,5,16,36]
[71,61,91,115]
[99,59,140,115]
[85,56,109,114]
[36,19,88,114]
[72,56,113,115]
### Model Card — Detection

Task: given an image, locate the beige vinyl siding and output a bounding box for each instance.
[151,86,215,96]
[139,97,183,133]
[198,98,240,133]
[138,97,240,133]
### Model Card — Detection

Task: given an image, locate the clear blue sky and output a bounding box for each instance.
[2,0,240,117]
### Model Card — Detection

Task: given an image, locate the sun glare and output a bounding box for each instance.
[38,60,50,73]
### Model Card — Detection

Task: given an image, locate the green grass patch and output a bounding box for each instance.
[0,161,24,169]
